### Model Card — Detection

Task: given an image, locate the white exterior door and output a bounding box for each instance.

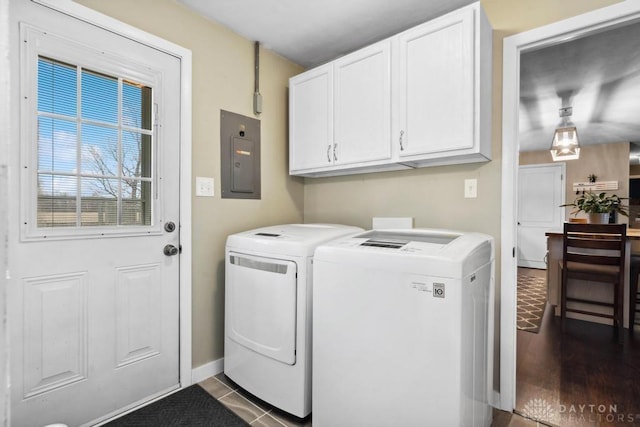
[334,40,391,165]
[518,163,565,269]
[8,2,182,426]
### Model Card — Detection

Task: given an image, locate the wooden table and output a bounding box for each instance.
[545,228,640,327]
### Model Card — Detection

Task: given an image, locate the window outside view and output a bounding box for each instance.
[37,56,153,228]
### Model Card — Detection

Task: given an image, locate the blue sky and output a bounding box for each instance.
[37,57,150,199]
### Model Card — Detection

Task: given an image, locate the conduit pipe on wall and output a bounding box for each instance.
[253,41,262,115]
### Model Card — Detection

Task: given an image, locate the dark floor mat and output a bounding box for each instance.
[104,385,249,427]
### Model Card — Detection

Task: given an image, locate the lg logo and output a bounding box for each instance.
[433,283,445,298]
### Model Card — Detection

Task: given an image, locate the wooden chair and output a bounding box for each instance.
[630,256,640,333]
[560,223,626,341]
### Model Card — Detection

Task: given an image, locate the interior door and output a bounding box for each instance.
[8,2,181,426]
[518,163,565,269]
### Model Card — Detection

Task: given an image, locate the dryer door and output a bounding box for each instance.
[227,252,298,365]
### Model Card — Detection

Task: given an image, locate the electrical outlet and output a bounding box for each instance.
[464,179,477,198]
[196,176,214,197]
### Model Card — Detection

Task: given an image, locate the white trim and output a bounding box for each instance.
[191,358,225,384]
[32,0,189,58]
[500,1,640,412]
[492,391,500,408]
[0,0,10,424]
[32,0,193,390]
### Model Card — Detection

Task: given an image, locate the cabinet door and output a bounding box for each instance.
[334,41,391,165]
[397,6,474,158]
[289,65,334,172]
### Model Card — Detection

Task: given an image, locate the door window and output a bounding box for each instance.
[35,56,154,230]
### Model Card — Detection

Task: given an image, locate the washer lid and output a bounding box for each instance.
[358,230,460,249]
[314,228,494,279]
[226,223,363,256]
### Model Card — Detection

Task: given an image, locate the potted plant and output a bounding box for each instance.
[561,191,628,224]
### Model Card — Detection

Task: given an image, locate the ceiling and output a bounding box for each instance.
[177,0,475,68]
[519,20,640,153]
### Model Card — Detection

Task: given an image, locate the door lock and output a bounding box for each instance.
[164,221,176,232]
[163,244,179,256]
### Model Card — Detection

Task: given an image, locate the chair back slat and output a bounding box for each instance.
[567,237,623,251]
[566,252,622,266]
[566,223,625,234]
[562,223,626,270]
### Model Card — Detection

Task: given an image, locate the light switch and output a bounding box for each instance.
[196,176,214,197]
[464,179,477,198]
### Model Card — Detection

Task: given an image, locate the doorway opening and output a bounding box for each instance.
[500,2,640,422]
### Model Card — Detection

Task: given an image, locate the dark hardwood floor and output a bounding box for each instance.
[517,302,640,426]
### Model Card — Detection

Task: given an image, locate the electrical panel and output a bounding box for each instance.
[221,110,261,199]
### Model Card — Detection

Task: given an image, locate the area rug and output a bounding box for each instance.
[104,385,248,427]
[517,274,547,333]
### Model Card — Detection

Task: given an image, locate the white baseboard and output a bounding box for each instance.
[191,358,224,383]
[493,390,508,411]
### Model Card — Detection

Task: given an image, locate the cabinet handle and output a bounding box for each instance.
[399,130,405,151]
[333,143,338,161]
[327,145,331,162]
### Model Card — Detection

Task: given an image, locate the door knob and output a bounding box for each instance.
[163,244,179,256]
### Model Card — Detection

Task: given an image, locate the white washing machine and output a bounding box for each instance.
[313,229,494,427]
[224,223,363,417]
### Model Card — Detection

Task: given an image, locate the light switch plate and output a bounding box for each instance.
[464,179,477,198]
[196,176,214,197]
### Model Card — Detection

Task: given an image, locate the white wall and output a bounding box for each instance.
[520,142,630,223]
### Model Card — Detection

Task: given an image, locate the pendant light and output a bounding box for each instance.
[550,106,580,161]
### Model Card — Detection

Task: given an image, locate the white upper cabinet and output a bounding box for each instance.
[289,41,401,176]
[396,3,492,166]
[397,7,474,157]
[289,2,492,177]
[289,64,333,172]
[334,40,392,166]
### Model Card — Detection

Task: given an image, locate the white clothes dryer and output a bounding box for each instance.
[313,228,495,427]
[224,223,362,417]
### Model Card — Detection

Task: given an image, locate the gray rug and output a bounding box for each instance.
[517,274,547,333]
[104,385,249,427]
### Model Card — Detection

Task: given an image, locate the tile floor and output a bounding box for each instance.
[199,373,544,427]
